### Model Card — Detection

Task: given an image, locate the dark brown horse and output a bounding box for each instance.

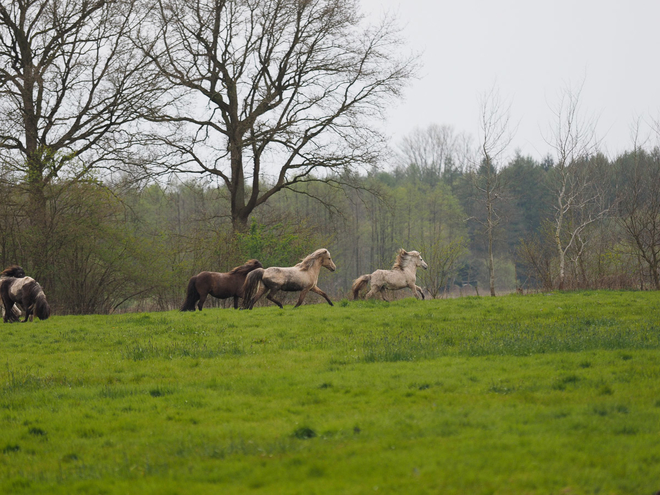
[180,259,263,311]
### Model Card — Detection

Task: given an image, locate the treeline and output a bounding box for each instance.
[1,141,659,314]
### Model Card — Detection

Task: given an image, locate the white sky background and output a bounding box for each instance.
[360,0,660,163]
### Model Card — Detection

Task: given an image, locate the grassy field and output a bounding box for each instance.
[1,291,660,494]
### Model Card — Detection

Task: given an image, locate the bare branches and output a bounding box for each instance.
[135,0,417,230]
[545,84,611,289]
[0,0,162,179]
[468,86,514,296]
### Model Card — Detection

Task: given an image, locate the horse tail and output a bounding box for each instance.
[180,276,200,311]
[241,268,264,309]
[33,287,50,320]
[351,274,371,300]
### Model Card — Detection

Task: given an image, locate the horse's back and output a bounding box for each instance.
[8,276,34,299]
[371,269,411,289]
[263,266,312,289]
[198,270,245,298]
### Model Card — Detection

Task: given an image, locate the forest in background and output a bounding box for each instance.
[2,131,660,314]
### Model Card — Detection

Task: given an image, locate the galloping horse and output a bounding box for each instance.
[242,249,336,309]
[180,259,263,311]
[1,274,51,322]
[352,249,428,300]
[0,265,26,321]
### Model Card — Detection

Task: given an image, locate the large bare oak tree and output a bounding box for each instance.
[137,0,416,231]
[0,0,158,276]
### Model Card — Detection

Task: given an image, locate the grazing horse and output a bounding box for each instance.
[352,249,428,301]
[0,265,25,321]
[180,259,264,311]
[242,249,336,309]
[1,276,51,322]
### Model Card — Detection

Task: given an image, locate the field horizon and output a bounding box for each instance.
[1,291,660,494]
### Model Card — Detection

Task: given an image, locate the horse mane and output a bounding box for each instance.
[229,259,263,275]
[297,249,327,271]
[1,265,25,278]
[391,249,410,270]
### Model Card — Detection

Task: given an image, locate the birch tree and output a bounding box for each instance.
[545,86,609,289]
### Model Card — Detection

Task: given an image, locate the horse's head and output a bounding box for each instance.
[394,249,427,270]
[411,251,428,270]
[247,259,264,269]
[1,265,25,278]
[320,249,336,272]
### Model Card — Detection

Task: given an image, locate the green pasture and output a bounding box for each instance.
[1,291,660,494]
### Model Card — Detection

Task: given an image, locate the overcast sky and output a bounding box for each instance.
[361,0,660,162]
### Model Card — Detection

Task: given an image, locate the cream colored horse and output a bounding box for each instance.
[242,249,336,309]
[352,249,428,300]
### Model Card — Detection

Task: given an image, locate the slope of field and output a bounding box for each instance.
[1,291,660,494]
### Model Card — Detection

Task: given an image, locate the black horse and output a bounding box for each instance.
[181,259,263,311]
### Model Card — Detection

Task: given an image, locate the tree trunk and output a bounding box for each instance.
[487,195,496,297]
[229,137,250,233]
[26,156,50,282]
[554,208,566,290]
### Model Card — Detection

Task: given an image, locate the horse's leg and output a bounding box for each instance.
[293,288,311,308]
[22,303,32,323]
[415,285,425,299]
[380,288,389,302]
[408,283,421,299]
[1,298,10,323]
[197,291,208,311]
[233,296,239,309]
[1,300,10,323]
[249,286,269,309]
[266,290,284,309]
[364,285,379,300]
[310,286,333,306]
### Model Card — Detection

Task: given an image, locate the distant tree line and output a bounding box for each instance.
[2,136,660,313]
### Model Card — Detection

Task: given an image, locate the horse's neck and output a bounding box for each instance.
[400,263,417,279]
[304,259,323,281]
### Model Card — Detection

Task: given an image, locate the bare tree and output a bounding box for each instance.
[136,0,416,232]
[0,0,158,277]
[418,236,466,298]
[617,122,660,289]
[397,124,468,182]
[468,86,514,296]
[544,86,610,289]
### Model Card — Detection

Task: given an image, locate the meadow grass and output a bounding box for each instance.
[1,291,659,494]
